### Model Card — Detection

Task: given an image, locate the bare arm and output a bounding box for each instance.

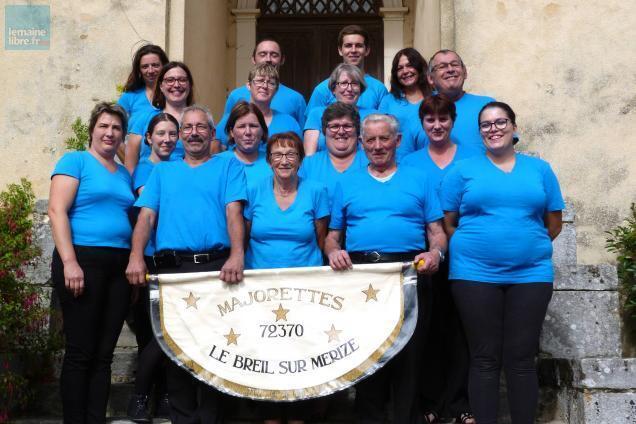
[314,217,329,251]
[544,210,563,241]
[442,211,459,239]
[48,175,83,297]
[125,207,155,286]
[324,229,352,270]
[116,143,126,163]
[414,219,448,274]
[303,130,319,156]
[220,201,245,284]
[124,134,142,174]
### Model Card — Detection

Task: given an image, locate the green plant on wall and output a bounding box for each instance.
[64,117,90,151]
[606,203,636,339]
[0,179,62,421]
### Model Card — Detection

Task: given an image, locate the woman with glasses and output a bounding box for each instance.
[216,101,272,188]
[215,64,301,151]
[125,61,195,173]
[440,102,564,424]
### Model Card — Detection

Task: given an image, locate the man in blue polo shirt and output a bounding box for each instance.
[126,104,246,424]
[306,25,388,119]
[426,49,496,151]
[223,38,307,126]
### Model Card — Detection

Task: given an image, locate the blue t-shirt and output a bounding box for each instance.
[306,74,387,118]
[330,166,443,253]
[117,88,158,133]
[378,93,423,135]
[216,110,301,149]
[451,92,495,151]
[298,149,368,207]
[223,84,307,127]
[304,106,376,153]
[401,143,481,189]
[440,153,565,283]
[216,150,272,189]
[51,151,134,249]
[244,176,329,269]
[129,109,185,162]
[132,158,159,256]
[136,156,247,252]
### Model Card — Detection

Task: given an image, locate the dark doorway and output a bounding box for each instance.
[257,1,384,101]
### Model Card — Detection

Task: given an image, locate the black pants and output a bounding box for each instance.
[352,256,432,424]
[450,280,553,424]
[420,258,470,418]
[52,246,131,424]
[156,258,227,424]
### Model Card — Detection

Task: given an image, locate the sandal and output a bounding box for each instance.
[424,410,440,423]
[456,412,476,424]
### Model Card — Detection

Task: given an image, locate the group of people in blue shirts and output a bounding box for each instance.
[49,23,564,424]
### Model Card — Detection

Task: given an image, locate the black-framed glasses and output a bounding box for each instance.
[478,118,510,132]
[181,124,210,134]
[326,123,355,133]
[163,77,189,86]
[270,152,299,162]
[431,61,463,72]
[252,78,278,88]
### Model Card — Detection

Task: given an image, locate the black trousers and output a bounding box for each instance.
[450,280,553,424]
[352,256,432,424]
[156,258,227,424]
[52,246,131,424]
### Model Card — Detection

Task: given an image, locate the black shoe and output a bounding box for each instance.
[127,393,151,423]
[154,393,170,418]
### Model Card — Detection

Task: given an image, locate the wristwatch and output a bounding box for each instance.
[433,248,445,263]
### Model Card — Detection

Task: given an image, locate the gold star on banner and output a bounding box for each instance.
[224,328,240,346]
[182,292,200,309]
[272,303,290,322]
[362,284,380,302]
[324,324,342,343]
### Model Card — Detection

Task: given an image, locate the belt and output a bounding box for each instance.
[349,251,420,264]
[153,249,230,268]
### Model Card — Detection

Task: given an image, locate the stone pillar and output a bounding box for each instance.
[231,7,260,86]
[413,0,441,59]
[380,3,408,89]
[167,0,186,60]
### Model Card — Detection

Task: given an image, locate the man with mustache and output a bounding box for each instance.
[427,49,495,151]
[126,104,246,423]
[305,25,388,119]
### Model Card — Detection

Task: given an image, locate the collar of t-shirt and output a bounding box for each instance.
[368,168,397,183]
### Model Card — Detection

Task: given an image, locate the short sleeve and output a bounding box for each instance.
[329,182,345,230]
[293,93,307,128]
[132,162,153,191]
[439,165,464,212]
[224,88,241,116]
[288,117,302,138]
[52,152,82,179]
[313,184,330,219]
[378,94,391,113]
[224,157,247,204]
[306,80,331,118]
[117,92,133,114]
[243,184,256,221]
[422,177,444,223]
[542,162,565,212]
[135,164,161,212]
[215,114,229,147]
[129,111,151,136]
[304,108,322,131]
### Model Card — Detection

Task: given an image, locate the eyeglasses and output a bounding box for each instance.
[181,124,210,134]
[326,123,355,133]
[431,61,463,72]
[163,77,189,86]
[336,81,360,89]
[478,118,511,132]
[251,78,278,88]
[270,152,299,162]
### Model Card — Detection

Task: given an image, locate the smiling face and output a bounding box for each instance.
[427,51,467,97]
[396,54,419,89]
[147,120,178,161]
[230,112,264,154]
[139,53,163,87]
[479,106,517,154]
[338,34,370,67]
[160,66,190,106]
[422,113,454,146]
[269,142,300,180]
[325,116,358,158]
[90,112,124,159]
[333,71,361,105]
[180,110,213,158]
[361,120,400,170]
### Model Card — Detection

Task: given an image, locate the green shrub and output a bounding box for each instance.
[64,117,90,151]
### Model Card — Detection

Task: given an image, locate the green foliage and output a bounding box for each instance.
[606,203,636,328]
[64,117,90,151]
[0,179,62,421]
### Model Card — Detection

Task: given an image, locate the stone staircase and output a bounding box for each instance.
[13,201,636,423]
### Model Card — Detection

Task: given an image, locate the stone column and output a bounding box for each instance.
[380,4,409,89]
[167,0,186,60]
[231,7,260,86]
[413,0,441,60]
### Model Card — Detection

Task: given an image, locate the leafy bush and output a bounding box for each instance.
[64,117,89,151]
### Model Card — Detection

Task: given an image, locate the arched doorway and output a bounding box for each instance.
[256,0,385,100]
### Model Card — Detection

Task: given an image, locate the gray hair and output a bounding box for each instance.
[328,63,367,94]
[427,49,465,74]
[361,113,400,139]
[181,104,215,129]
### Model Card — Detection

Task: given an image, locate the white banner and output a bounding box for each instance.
[148,262,418,401]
